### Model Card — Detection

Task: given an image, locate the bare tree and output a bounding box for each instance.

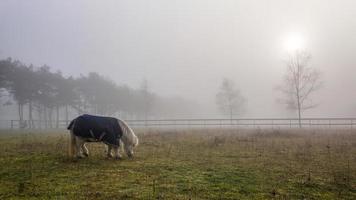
[140,78,155,120]
[278,51,322,127]
[216,78,246,120]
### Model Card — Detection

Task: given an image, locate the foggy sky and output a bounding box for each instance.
[1,0,355,117]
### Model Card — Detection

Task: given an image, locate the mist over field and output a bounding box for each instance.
[0,0,356,120]
[1,1,356,199]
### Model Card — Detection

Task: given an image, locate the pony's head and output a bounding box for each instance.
[118,119,139,158]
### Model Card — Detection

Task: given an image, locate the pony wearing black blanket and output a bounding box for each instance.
[67,114,138,159]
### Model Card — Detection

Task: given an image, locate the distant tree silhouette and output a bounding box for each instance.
[57,76,78,125]
[278,51,322,128]
[2,59,36,127]
[0,58,13,88]
[0,58,15,104]
[75,72,129,116]
[138,79,155,120]
[216,78,246,120]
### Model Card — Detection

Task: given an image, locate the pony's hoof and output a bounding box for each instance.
[76,154,85,159]
[114,156,122,160]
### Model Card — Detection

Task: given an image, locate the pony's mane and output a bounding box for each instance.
[118,119,138,147]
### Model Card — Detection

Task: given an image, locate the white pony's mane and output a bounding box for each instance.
[117,119,138,147]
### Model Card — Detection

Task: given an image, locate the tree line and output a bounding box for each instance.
[0,58,198,128]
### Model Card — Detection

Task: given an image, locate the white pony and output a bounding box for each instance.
[68,117,138,159]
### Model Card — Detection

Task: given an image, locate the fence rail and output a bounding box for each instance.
[1,118,356,129]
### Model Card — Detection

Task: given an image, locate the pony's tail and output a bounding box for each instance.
[68,119,77,157]
[118,119,138,147]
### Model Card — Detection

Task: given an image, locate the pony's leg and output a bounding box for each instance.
[81,143,89,157]
[75,137,85,158]
[107,145,113,158]
[69,130,76,157]
[113,146,122,159]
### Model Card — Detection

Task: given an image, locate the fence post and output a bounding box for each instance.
[351,119,353,130]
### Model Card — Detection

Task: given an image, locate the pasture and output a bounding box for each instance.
[0,128,355,199]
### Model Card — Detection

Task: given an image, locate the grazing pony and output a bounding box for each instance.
[67,114,138,159]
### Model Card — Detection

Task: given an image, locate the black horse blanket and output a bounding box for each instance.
[67,114,122,147]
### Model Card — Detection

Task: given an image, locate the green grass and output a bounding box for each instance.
[0,128,355,199]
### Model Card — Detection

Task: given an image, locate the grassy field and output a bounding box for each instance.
[0,128,355,199]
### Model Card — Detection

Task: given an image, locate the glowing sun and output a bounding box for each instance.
[284,33,306,52]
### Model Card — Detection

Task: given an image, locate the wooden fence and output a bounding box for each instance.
[2,118,356,129]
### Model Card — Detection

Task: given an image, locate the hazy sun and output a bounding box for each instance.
[284,33,305,52]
